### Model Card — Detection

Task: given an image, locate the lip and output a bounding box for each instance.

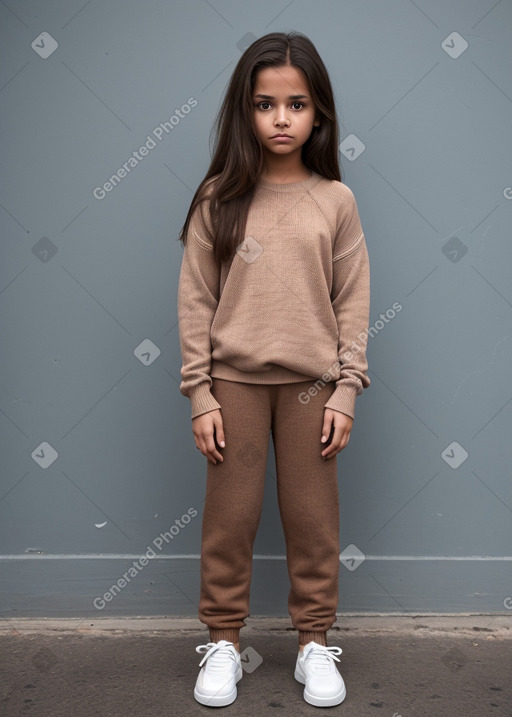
[270,134,292,139]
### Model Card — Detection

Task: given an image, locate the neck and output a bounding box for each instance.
[260,153,311,184]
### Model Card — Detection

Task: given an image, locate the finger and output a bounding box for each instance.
[341,427,351,450]
[321,426,343,458]
[194,434,218,464]
[328,426,352,457]
[206,437,224,464]
[320,417,333,444]
[213,416,226,449]
[201,443,218,465]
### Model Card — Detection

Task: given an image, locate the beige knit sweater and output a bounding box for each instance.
[177,171,371,420]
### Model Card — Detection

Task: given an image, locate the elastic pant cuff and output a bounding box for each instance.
[209,628,240,645]
[298,630,328,646]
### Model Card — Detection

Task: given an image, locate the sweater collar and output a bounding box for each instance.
[255,170,323,192]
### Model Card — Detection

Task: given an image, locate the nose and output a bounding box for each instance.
[274,105,290,127]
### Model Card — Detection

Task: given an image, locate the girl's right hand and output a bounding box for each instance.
[192,409,226,465]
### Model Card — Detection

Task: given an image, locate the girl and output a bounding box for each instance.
[177,31,370,708]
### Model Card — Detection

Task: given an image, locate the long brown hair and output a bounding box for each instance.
[178,31,342,269]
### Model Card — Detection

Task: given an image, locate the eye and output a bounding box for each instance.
[291,101,304,110]
[255,101,271,110]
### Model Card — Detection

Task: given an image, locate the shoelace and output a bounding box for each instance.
[303,644,343,674]
[196,642,237,672]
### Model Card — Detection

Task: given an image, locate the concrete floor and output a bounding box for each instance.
[0,615,511,716]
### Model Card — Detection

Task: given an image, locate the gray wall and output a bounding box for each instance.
[1,1,511,621]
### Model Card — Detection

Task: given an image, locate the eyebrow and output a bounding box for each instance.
[253,93,309,100]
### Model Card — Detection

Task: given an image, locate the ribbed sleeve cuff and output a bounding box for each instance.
[189,382,222,420]
[323,385,359,420]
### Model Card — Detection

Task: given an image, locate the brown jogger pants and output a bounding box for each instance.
[198,377,341,646]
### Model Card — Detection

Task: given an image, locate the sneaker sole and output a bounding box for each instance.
[294,667,347,707]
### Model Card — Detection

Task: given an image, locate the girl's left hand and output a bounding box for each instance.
[320,409,353,459]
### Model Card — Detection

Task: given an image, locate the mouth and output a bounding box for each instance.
[270,134,292,139]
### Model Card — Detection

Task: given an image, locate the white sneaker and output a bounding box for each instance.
[294,641,346,707]
[194,640,242,707]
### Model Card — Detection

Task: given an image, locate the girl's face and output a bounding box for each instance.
[252,65,320,163]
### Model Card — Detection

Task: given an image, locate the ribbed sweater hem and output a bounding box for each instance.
[211,360,359,418]
[187,363,360,420]
[210,360,316,385]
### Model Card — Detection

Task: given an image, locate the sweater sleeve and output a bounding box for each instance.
[177,199,222,419]
[324,187,371,420]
